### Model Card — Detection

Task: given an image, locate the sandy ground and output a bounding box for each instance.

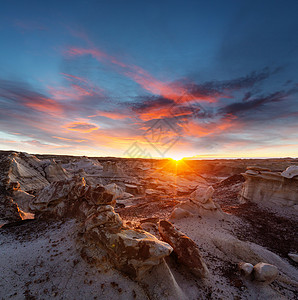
[1,152,297,299]
[0,220,149,300]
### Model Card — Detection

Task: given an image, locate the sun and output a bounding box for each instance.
[169,155,185,162]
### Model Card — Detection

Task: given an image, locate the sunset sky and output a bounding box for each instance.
[0,0,298,159]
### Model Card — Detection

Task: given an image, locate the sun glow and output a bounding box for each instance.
[170,156,184,162]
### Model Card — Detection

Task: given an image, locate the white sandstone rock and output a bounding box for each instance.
[190,186,214,203]
[253,262,278,282]
[239,168,298,207]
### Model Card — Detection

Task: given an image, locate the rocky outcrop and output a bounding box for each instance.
[0,151,71,193]
[30,177,172,278]
[62,157,104,185]
[7,152,49,192]
[44,159,70,182]
[170,185,223,220]
[239,166,298,207]
[159,220,209,278]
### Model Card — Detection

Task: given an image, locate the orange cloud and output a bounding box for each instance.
[25,97,65,115]
[64,121,99,133]
[179,114,240,137]
[52,136,87,142]
[88,110,128,120]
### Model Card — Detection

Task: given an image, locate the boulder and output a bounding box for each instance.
[190,186,214,203]
[158,220,209,278]
[253,262,278,283]
[170,185,223,220]
[238,262,254,277]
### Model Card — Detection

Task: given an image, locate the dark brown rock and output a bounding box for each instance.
[159,220,209,278]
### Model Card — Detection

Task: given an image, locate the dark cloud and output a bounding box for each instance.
[219,91,286,115]
[186,68,279,98]
[131,96,175,112]
[219,86,298,117]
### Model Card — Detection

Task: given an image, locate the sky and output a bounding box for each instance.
[0,0,298,159]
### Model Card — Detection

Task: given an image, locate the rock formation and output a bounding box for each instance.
[159,220,209,278]
[170,185,223,220]
[239,166,298,207]
[30,177,173,278]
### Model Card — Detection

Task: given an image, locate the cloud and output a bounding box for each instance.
[66,47,217,104]
[64,121,99,133]
[88,110,128,120]
[0,79,66,116]
[219,88,297,117]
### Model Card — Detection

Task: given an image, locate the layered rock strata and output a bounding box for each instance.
[239,166,298,207]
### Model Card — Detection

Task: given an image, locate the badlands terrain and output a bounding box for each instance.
[0,150,297,300]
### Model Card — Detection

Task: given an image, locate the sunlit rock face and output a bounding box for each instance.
[30,177,172,278]
[8,152,49,192]
[239,166,298,207]
[0,151,70,193]
[0,152,37,223]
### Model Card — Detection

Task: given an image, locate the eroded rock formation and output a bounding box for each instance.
[30,177,173,278]
[170,185,223,220]
[239,166,298,207]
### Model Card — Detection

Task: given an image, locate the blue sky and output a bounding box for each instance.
[0,0,297,158]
